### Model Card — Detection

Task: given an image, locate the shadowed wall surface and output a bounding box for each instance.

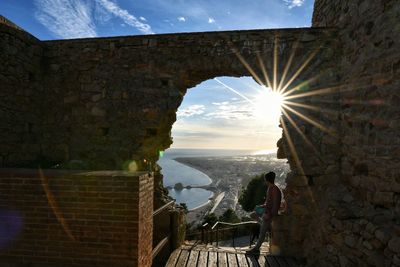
[291,0,400,266]
[1,0,400,266]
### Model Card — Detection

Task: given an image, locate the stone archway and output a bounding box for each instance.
[2,0,400,265]
[1,21,339,262]
[35,28,336,171]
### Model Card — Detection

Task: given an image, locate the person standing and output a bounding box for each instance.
[247,171,282,254]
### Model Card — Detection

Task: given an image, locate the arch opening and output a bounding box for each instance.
[158,76,290,228]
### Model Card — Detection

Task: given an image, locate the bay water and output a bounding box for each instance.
[157,148,258,210]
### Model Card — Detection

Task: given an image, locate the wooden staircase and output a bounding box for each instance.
[165,241,299,267]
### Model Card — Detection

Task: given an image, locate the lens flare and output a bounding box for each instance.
[128,161,138,171]
[0,209,23,249]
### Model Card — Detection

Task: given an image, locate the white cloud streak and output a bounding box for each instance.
[34,0,153,39]
[96,0,153,34]
[208,17,215,23]
[34,0,97,38]
[283,0,305,9]
[212,101,230,106]
[178,16,186,22]
[177,105,205,118]
[206,102,253,120]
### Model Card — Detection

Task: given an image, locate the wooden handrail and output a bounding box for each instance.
[211,220,258,230]
[152,235,170,259]
[153,200,175,217]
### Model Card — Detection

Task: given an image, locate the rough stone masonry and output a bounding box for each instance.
[0,0,400,266]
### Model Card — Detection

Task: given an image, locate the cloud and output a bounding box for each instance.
[178,16,186,22]
[212,101,230,106]
[283,0,305,9]
[34,0,98,38]
[208,17,215,23]
[96,0,154,34]
[177,105,205,118]
[94,1,113,24]
[173,131,224,138]
[206,102,253,120]
[34,0,154,38]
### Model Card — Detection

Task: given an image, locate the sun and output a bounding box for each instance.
[253,86,284,121]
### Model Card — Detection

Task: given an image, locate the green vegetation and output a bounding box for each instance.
[201,213,218,227]
[200,209,241,228]
[179,203,188,213]
[219,208,240,223]
[238,173,267,212]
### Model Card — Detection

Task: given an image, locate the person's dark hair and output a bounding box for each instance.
[264,171,276,183]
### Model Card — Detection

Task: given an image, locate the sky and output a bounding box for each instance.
[0,0,315,150]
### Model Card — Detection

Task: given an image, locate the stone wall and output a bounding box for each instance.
[0,17,44,167]
[0,169,153,267]
[2,2,399,264]
[273,29,342,261]
[273,1,400,266]
[0,24,334,170]
[0,15,24,31]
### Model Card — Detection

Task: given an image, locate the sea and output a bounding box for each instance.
[157,148,272,210]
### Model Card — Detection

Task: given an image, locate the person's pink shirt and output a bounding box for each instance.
[263,184,282,221]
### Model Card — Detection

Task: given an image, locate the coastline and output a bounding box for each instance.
[186,201,213,224]
[173,153,289,226]
[188,192,213,211]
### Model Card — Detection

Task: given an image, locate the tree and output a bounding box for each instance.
[238,173,267,212]
[219,208,240,223]
[201,213,218,227]
[179,203,188,214]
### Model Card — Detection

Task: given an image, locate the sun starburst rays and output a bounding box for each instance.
[277,40,299,93]
[223,36,340,175]
[211,35,354,177]
[278,47,320,94]
[256,53,273,89]
[273,35,279,92]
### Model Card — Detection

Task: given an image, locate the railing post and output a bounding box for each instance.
[216,226,219,247]
[169,209,185,252]
[249,230,252,247]
[232,228,236,247]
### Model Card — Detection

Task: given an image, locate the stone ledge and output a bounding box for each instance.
[0,168,150,178]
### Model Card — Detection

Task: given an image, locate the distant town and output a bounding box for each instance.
[173,153,290,225]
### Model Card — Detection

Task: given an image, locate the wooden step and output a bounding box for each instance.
[165,243,299,267]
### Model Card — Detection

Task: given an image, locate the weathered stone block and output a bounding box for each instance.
[372,191,394,207]
[388,237,400,255]
[344,235,356,248]
[375,228,391,244]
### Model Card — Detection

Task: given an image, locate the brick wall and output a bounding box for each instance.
[138,172,153,267]
[0,169,153,267]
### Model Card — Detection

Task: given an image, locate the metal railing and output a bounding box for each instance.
[212,221,259,247]
[187,220,260,248]
[152,200,175,259]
